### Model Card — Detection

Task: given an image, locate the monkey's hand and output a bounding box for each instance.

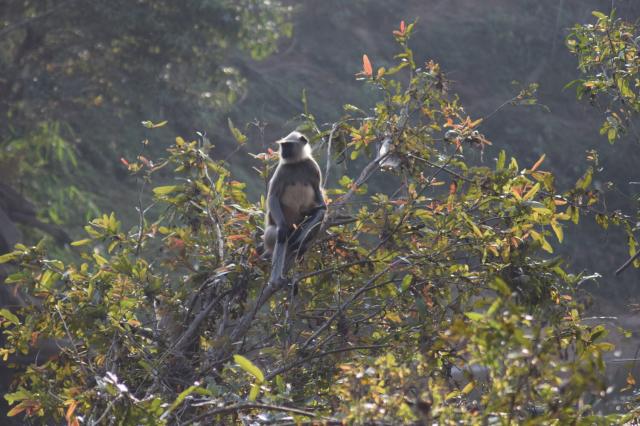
[288,206,326,254]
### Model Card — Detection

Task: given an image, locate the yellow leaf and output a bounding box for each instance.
[469,117,483,128]
[233,354,265,383]
[523,183,540,201]
[71,239,92,246]
[550,219,563,243]
[248,383,260,401]
[511,186,523,201]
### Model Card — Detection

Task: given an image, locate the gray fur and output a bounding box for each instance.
[264,132,326,282]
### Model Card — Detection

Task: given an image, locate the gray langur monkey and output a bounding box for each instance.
[264,131,326,283]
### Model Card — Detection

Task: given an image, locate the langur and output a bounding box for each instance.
[264,131,326,283]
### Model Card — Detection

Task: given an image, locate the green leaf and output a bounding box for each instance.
[161,385,208,419]
[233,354,265,383]
[401,274,413,292]
[71,239,92,247]
[465,312,484,322]
[153,185,180,196]
[576,168,593,190]
[496,150,506,170]
[248,383,260,401]
[0,309,20,325]
[592,11,607,20]
[141,120,168,128]
[563,79,584,91]
[0,251,19,264]
[461,381,475,395]
[491,277,510,297]
[4,389,29,405]
[228,118,248,145]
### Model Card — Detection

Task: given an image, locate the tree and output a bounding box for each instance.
[566,10,640,275]
[0,22,632,424]
[0,0,292,232]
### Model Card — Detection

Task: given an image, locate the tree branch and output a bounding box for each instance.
[189,402,337,423]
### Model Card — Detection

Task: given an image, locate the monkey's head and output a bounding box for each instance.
[276,131,311,163]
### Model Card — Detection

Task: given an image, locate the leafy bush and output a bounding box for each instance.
[1,22,636,424]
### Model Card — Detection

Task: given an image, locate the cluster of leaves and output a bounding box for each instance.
[566,10,640,143]
[1,22,638,424]
[1,0,291,128]
[566,9,640,276]
[0,121,98,227]
[0,0,292,234]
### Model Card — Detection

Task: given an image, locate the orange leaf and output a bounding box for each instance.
[167,237,185,250]
[120,157,129,166]
[627,372,636,386]
[511,186,523,198]
[30,331,40,347]
[8,400,40,417]
[66,400,78,423]
[530,154,546,172]
[362,54,373,76]
[7,404,27,417]
[393,20,406,36]
[449,181,458,195]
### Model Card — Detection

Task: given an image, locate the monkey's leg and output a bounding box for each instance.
[288,207,325,256]
[262,224,277,260]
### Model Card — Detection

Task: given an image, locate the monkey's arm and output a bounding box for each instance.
[288,185,326,254]
[268,191,289,283]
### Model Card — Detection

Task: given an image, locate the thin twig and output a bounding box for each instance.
[301,267,392,350]
[266,344,387,380]
[188,402,335,423]
[323,123,338,188]
[616,251,640,275]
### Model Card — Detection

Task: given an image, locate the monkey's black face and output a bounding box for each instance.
[280,142,303,160]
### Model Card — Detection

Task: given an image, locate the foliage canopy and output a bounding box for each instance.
[1,21,639,425]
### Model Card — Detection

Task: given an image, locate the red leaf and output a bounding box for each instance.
[120,157,129,166]
[362,54,373,76]
[393,20,406,36]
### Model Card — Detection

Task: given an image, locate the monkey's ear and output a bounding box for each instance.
[298,134,309,144]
